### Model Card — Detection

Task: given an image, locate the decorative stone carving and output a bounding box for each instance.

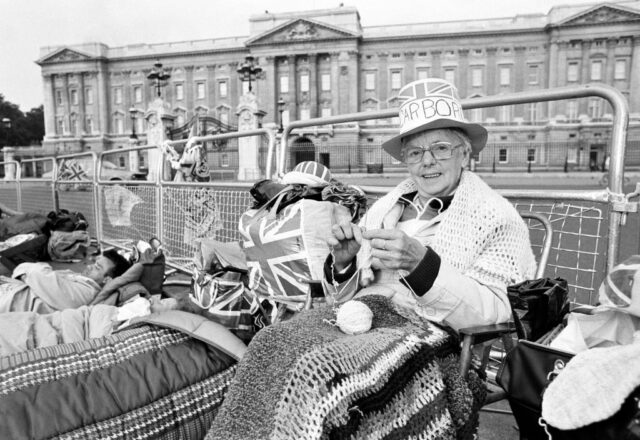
[286,22,318,40]
[565,6,640,25]
[47,49,89,63]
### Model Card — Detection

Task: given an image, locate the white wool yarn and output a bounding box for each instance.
[336,300,373,335]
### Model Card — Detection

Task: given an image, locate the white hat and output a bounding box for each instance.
[281,161,332,187]
[381,78,488,161]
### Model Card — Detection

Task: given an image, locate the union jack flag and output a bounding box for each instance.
[397,78,460,105]
[58,159,89,181]
[239,201,328,299]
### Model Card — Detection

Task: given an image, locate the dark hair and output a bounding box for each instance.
[102,249,132,278]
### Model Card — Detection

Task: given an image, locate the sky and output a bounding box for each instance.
[0,0,602,111]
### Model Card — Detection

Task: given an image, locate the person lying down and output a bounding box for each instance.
[0,294,177,356]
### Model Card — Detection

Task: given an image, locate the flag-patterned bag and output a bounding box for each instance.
[239,195,345,301]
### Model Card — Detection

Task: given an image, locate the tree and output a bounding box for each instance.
[0,94,45,147]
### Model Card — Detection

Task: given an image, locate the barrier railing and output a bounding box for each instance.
[0,85,635,305]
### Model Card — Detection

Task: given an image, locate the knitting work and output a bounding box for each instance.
[206,295,485,440]
[358,171,536,288]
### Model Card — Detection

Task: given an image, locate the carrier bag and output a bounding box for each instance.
[238,194,344,301]
[508,277,570,341]
[47,230,90,261]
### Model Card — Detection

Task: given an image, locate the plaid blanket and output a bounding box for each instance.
[1,325,236,440]
[206,295,485,440]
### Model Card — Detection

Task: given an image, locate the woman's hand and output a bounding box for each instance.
[326,221,363,272]
[363,228,427,272]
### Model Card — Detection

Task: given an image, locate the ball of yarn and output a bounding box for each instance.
[336,300,373,335]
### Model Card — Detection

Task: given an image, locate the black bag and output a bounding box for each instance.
[508,277,570,341]
[46,209,88,233]
[497,340,573,440]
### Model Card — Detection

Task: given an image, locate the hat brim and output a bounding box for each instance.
[381,119,488,161]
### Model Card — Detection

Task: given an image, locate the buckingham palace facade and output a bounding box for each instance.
[36,1,640,172]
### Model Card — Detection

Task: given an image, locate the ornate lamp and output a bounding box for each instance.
[147,61,171,98]
[277,96,286,133]
[237,55,263,93]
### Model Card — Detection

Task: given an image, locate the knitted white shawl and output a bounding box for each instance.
[357,171,536,289]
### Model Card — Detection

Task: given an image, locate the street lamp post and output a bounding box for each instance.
[147,61,171,98]
[1,118,11,149]
[277,96,286,134]
[237,55,263,93]
[129,108,138,142]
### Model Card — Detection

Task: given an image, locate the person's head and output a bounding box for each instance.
[82,249,131,286]
[400,128,472,198]
[381,78,487,197]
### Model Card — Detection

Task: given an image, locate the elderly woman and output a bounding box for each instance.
[325,78,536,331]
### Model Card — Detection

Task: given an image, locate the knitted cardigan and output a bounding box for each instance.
[357,170,536,289]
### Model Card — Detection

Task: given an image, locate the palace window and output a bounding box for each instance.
[567,62,579,82]
[196,82,205,99]
[56,117,64,134]
[114,88,123,105]
[70,114,77,135]
[527,148,536,163]
[321,107,332,118]
[175,83,184,100]
[220,112,228,125]
[471,67,483,87]
[70,89,78,105]
[241,80,250,95]
[119,157,125,167]
[390,70,402,90]
[416,68,429,80]
[218,81,228,98]
[365,72,376,91]
[499,105,512,123]
[470,108,482,123]
[588,98,603,119]
[55,90,63,106]
[567,100,578,120]
[221,154,229,167]
[499,66,510,86]
[527,64,539,85]
[300,73,310,92]
[444,68,455,84]
[526,103,538,122]
[300,108,310,120]
[86,115,94,133]
[590,60,603,81]
[498,148,508,163]
[85,88,93,105]
[281,109,290,126]
[114,114,124,134]
[280,75,289,93]
[614,59,627,80]
[136,116,144,134]
[321,73,331,91]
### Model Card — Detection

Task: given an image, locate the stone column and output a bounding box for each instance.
[206,64,216,109]
[330,52,340,115]
[347,50,359,113]
[42,74,56,138]
[261,56,276,124]
[404,51,416,86]
[288,55,297,119]
[430,50,442,77]
[236,92,265,180]
[548,40,561,118]
[377,52,389,107]
[514,46,527,119]
[229,62,239,122]
[309,54,318,118]
[63,74,71,134]
[123,70,132,132]
[629,35,640,115]
[580,40,592,116]
[78,72,86,134]
[185,65,194,119]
[485,47,498,119]
[605,38,616,84]
[97,62,109,137]
[457,49,469,96]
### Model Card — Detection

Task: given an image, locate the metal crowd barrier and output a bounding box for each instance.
[0,85,636,305]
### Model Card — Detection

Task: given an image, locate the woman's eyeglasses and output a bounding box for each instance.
[401,142,463,164]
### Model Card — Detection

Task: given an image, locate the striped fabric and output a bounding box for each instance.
[292,161,331,182]
[1,325,237,440]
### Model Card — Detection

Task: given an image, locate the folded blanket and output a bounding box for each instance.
[206,295,485,440]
